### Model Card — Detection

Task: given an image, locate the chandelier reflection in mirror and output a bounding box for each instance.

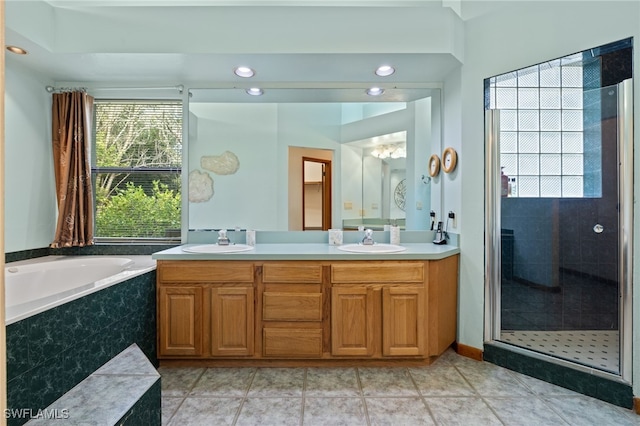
[371,143,406,159]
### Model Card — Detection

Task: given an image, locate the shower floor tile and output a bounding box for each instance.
[500,330,619,373]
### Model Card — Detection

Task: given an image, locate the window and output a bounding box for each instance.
[487,54,587,198]
[92,100,182,241]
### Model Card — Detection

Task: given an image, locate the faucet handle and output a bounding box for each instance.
[362,228,375,245]
[217,229,230,245]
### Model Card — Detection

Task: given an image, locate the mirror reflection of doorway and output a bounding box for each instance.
[303,157,332,230]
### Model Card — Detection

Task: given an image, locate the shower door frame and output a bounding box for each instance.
[484,78,634,383]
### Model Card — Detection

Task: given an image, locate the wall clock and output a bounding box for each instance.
[442,147,458,173]
[428,154,441,177]
[394,178,407,211]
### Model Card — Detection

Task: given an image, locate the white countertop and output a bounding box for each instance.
[152,243,459,261]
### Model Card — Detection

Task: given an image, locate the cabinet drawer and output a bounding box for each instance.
[331,262,424,284]
[159,261,254,283]
[263,263,323,283]
[263,328,323,357]
[263,292,322,321]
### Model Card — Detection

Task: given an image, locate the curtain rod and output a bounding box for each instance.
[45,85,184,94]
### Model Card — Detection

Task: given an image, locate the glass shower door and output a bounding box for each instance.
[485,43,633,380]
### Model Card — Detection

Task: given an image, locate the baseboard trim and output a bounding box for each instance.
[454,342,483,361]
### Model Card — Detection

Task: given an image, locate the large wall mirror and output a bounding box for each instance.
[187,87,441,231]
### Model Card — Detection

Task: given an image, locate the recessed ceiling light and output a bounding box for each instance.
[6,45,27,55]
[366,87,384,96]
[234,66,255,78]
[246,88,264,96]
[375,65,395,77]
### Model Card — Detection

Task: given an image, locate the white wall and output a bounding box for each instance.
[340,144,363,222]
[4,58,56,252]
[456,0,640,395]
[188,103,280,231]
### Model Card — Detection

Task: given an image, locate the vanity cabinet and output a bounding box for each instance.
[156,255,459,364]
[330,262,426,358]
[210,286,254,356]
[260,262,324,358]
[157,261,255,358]
[158,285,204,357]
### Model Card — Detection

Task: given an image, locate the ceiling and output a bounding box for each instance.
[6,0,465,101]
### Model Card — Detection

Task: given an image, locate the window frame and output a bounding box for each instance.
[90,98,183,244]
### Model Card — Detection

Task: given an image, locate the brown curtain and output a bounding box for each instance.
[50,91,95,248]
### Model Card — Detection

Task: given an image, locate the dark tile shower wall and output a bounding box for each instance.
[5,271,157,426]
[501,198,618,331]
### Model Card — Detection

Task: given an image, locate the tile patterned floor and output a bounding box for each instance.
[500,330,619,373]
[159,349,640,426]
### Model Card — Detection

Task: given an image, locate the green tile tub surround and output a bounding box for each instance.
[6,244,178,263]
[483,343,633,409]
[5,271,157,426]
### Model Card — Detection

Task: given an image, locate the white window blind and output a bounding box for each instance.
[92,100,182,241]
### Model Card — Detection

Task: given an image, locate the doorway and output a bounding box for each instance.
[485,39,633,381]
[303,157,332,230]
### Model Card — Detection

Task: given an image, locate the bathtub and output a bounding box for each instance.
[4,255,156,325]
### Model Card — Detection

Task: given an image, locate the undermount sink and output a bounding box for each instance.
[336,243,407,253]
[182,244,255,254]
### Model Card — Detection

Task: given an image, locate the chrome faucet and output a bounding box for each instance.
[362,228,374,245]
[217,229,231,246]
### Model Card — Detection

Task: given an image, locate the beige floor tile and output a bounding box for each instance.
[542,395,639,426]
[303,397,367,426]
[409,365,476,396]
[365,397,436,426]
[485,397,570,426]
[425,396,503,425]
[167,397,243,426]
[248,368,305,398]
[455,362,534,397]
[357,367,419,397]
[158,367,205,397]
[305,368,361,397]
[161,397,183,426]
[236,397,302,426]
[190,367,256,397]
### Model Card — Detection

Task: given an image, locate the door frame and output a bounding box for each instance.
[484,78,633,383]
[302,157,332,231]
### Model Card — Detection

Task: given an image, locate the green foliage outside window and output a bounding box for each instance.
[95,181,180,238]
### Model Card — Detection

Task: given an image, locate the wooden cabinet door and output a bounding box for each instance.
[210,287,254,356]
[158,286,203,357]
[382,286,426,357]
[331,287,375,356]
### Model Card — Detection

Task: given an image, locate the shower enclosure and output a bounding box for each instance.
[484,38,633,381]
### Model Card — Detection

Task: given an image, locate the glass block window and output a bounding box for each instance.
[92,100,183,241]
[488,54,587,198]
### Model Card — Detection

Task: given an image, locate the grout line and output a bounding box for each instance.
[159,367,206,425]
[355,368,371,426]
[162,396,186,426]
[406,367,439,425]
[524,395,574,426]
[300,368,307,426]
[232,367,258,425]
